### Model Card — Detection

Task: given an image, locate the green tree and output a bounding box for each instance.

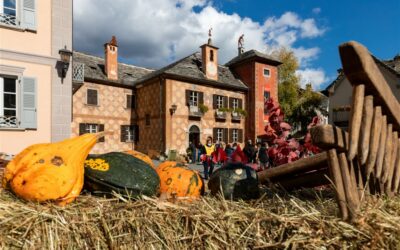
[273,47,301,118]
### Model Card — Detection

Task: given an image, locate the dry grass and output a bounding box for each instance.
[0,166,399,249]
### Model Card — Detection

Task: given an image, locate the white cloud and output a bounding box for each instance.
[73,0,328,87]
[297,68,330,90]
[312,7,321,14]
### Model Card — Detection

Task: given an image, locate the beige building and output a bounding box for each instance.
[0,0,72,154]
[326,55,400,129]
[73,36,281,155]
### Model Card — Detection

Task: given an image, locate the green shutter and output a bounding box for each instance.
[98,124,105,142]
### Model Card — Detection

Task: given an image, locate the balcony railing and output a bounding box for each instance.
[0,116,18,128]
[0,13,17,26]
[231,111,242,121]
[72,63,84,83]
[215,110,226,119]
[188,105,203,117]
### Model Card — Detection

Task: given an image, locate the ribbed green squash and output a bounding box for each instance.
[208,163,260,200]
[84,152,160,197]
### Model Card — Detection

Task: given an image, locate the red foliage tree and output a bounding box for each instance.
[264,98,321,166]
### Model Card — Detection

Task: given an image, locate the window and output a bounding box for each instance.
[0,0,17,26]
[86,89,98,106]
[0,0,37,30]
[216,95,224,109]
[264,91,270,114]
[121,125,135,142]
[216,128,223,142]
[1,77,17,120]
[126,94,135,109]
[189,91,198,106]
[145,114,150,126]
[232,129,238,142]
[210,50,214,62]
[263,68,271,77]
[232,98,239,109]
[79,123,104,142]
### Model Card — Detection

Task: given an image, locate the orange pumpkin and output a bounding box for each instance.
[124,150,155,168]
[156,161,204,199]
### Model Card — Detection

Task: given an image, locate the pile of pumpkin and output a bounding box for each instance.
[2,134,260,205]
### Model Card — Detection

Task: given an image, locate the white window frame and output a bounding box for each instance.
[0,76,19,128]
[232,129,238,142]
[86,88,99,106]
[125,125,134,142]
[189,91,198,106]
[263,68,271,77]
[0,0,19,27]
[216,128,223,142]
[232,98,239,109]
[85,124,99,134]
[216,95,224,109]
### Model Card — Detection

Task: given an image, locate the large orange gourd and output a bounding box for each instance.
[124,150,155,168]
[2,133,99,205]
[156,161,204,199]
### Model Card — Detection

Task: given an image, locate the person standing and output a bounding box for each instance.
[257,142,269,170]
[243,140,255,163]
[200,137,215,180]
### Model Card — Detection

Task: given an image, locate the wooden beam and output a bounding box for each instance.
[348,84,365,161]
[273,168,330,190]
[310,125,348,152]
[339,41,400,130]
[257,152,328,183]
[359,95,374,165]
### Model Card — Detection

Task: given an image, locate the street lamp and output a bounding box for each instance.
[170,104,177,115]
[58,46,73,80]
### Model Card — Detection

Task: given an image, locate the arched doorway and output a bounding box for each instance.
[189,125,200,147]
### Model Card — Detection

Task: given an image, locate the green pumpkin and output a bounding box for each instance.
[208,163,260,200]
[84,152,160,197]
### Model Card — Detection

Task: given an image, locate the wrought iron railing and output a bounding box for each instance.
[0,13,17,26]
[0,116,18,128]
[72,63,84,82]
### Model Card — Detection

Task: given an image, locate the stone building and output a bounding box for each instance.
[0,0,72,154]
[72,36,281,155]
[325,54,400,129]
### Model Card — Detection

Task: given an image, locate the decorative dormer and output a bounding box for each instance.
[200,28,219,81]
[104,36,118,81]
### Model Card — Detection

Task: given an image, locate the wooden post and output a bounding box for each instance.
[393,138,400,192]
[327,149,349,221]
[365,106,382,176]
[358,95,374,165]
[338,153,360,219]
[382,124,393,184]
[385,132,398,194]
[375,116,387,179]
[348,84,365,161]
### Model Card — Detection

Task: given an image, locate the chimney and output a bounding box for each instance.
[104,36,118,80]
[200,29,219,81]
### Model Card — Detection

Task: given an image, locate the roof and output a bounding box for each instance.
[72,52,153,88]
[325,54,400,94]
[225,49,282,67]
[133,52,249,91]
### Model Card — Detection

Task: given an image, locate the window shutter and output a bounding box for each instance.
[229,129,233,143]
[198,92,204,104]
[213,95,217,109]
[134,125,139,142]
[120,125,127,142]
[79,123,86,135]
[185,90,190,106]
[126,95,132,109]
[87,89,98,105]
[239,99,243,109]
[98,124,105,142]
[223,96,228,108]
[223,128,228,143]
[229,97,233,109]
[213,128,217,142]
[20,77,37,129]
[22,0,36,30]
[238,129,244,143]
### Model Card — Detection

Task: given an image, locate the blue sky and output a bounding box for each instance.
[211,0,400,89]
[74,0,399,90]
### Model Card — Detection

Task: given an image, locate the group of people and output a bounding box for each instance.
[189,137,271,180]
